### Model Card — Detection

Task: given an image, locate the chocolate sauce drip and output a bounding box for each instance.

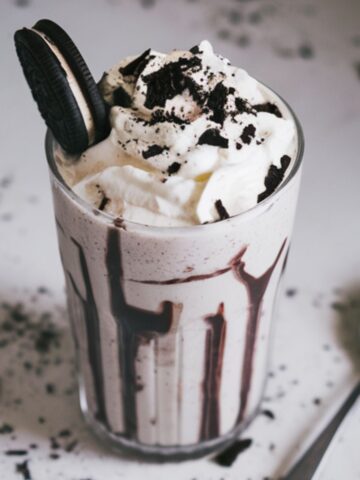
[231,239,287,422]
[106,228,180,438]
[129,265,232,285]
[67,239,108,426]
[200,303,227,441]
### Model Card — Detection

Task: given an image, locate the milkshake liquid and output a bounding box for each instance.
[47,112,302,458]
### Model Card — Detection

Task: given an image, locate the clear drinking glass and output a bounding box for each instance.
[45,89,304,461]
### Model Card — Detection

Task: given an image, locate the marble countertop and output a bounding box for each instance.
[1,0,360,479]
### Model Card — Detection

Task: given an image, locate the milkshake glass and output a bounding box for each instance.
[46,88,303,460]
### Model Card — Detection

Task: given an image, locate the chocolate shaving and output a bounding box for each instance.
[213,438,253,467]
[253,102,282,118]
[207,82,228,124]
[198,129,229,148]
[167,162,181,175]
[143,56,203,109]
[240,124,256,144]
[112,86,132,108]
[258,154,291,202]
[215,199,230,220]
[142,144,168,159]
[120,49,152,77]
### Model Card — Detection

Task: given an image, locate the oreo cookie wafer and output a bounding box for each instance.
[14,19,110,154]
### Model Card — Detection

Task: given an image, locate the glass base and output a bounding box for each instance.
[78,380,261,462]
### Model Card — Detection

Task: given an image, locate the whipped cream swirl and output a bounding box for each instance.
[57,41,297,227]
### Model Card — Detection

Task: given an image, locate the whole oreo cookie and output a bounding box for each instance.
[14,20,110,154]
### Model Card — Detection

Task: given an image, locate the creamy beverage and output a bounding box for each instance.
[14,22,303,459]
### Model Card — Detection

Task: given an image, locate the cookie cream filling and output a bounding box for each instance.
[56,40,297,226]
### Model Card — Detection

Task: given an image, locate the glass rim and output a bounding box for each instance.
[45,85,304,236]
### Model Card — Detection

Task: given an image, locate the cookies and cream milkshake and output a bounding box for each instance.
[15,22,303,459]
[57,41,296,227]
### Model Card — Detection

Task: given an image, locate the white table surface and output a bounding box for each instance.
[1,0,360,479]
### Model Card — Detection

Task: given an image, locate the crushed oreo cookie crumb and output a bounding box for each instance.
[254,102,282,118]
[5,449,28,456]
[248,11,262,24]
[240,124,256,144]
[198,129,229,148]
[207,82,228,124]
[299,44,314,59]
[143,56,202,109]
[120,49,152,77]
[213,438,253,467]
[0,423,14,434]
[142,144,168,159]
[0,175,13,189]
[227,9,243,25]
[65,439,78,452]
[46,383,56,394]
[236,34,250,47]
[218,29,231,40]
[50,437,60,450]
[235,97,254,115]
[167,162,181,175]
[16,460,32,480]
[112,86,132,108]
[149,110,189,126]
[257,155,291,202]
[190,45,200,54]
[215,199,230,220]
[261,409,275,420]
[286,288,297,297]
[98,196,110,211]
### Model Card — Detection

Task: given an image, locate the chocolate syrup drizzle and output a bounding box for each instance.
[231,239,287,422]
[66,238,108,426]
[126,239,287,439]
[106,228,181,438]
[60,210,286,444]
[200,303,227,441]
[129,265,232,285]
